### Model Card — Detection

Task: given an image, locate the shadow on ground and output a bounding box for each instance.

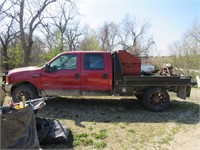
[38,97,199,149]
[37,97,200,125]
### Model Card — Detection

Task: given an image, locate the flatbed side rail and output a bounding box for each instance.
[120,76,191,86]
[113,76,192,99]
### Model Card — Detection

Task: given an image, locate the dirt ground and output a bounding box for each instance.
[37,88,200,150]
[168,88,200,150]
[2,88,200,149]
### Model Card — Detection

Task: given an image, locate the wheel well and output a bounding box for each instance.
[135,87,154,94]
[135,86,167,95]
[11,82,38,96]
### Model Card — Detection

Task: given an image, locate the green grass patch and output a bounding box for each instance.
[127,128,136,133]
[81,138,94,146]
[74,133,88,138]
[73,133,93,147]
[95,141,107,149]
[72,130,108,148]
[92,129,107,140]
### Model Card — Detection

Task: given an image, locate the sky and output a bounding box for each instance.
[77,0,199,56]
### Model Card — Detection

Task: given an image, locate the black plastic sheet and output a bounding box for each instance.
[36,118,69,145]
[1,106,40,149]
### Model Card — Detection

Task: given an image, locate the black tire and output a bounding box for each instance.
[12,84,38,103]
[143,87,170,112]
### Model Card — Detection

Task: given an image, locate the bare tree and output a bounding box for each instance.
[190,24,200,43]
[0,17,19,67]
[40,23,55,51]
[0,0,6,13]
[0,0,14,18]
[169,23,200,74]
[170,23,200,56]
[49,0,75,52]
[42,0,78,52]
[31,36,46,65]
[99,22,119,52]
[15,0,57,66]
[0,1,20,70]
[80,30,102,51]
[65,21,87,51]
[119,15,154,56]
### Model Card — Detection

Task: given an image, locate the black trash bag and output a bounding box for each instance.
[1,106,40,149]
[36,118,69,144]
[1,106,17,114]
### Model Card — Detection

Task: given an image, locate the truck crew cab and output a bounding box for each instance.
[2,50,192,111]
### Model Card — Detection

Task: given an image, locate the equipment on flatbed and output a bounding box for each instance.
[117,50,141,76]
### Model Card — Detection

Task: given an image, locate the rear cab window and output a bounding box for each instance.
[84,54,105,70]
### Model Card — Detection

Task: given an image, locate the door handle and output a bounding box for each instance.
[75,73,80,79]
[103,73,108,79]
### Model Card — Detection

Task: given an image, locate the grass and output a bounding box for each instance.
[73,133,93,147]
[70,129,108,148]
[37,90,200,149]
[2,88,199,149]
[95,141,107,149]
[91,129,107,140]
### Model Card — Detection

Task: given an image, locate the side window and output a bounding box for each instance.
[49,54,77,72]
[65,56,77,70]
[84,54,104,70]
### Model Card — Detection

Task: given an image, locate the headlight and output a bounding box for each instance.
[6,76,10,84]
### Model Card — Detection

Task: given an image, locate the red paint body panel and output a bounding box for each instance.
[9,51,113,91]
[7,51,113,94]
[8,67,42,88]
[80,52,112,91]
[40,53,81,90]
[41,70,81,90]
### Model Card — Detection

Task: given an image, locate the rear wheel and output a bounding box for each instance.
[12,84,38,103]
[143,87,170,111]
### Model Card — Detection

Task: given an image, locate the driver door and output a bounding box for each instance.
[41,53,81,96]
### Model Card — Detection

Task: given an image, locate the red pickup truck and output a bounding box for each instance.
[2,50,192,111]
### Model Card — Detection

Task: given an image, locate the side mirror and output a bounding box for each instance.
[44,63,50,72]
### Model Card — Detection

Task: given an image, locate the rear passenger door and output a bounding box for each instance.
[81,53,109,92]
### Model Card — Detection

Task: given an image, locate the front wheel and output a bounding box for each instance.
[12,84,38,103]
[143,87,170,112]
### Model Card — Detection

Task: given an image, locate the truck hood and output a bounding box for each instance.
[8,66,40,75]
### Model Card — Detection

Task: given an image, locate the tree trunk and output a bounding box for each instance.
[1,44,9,70]
[23,47,31,66]
[69,42,73,51]
[60,33,64,52]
